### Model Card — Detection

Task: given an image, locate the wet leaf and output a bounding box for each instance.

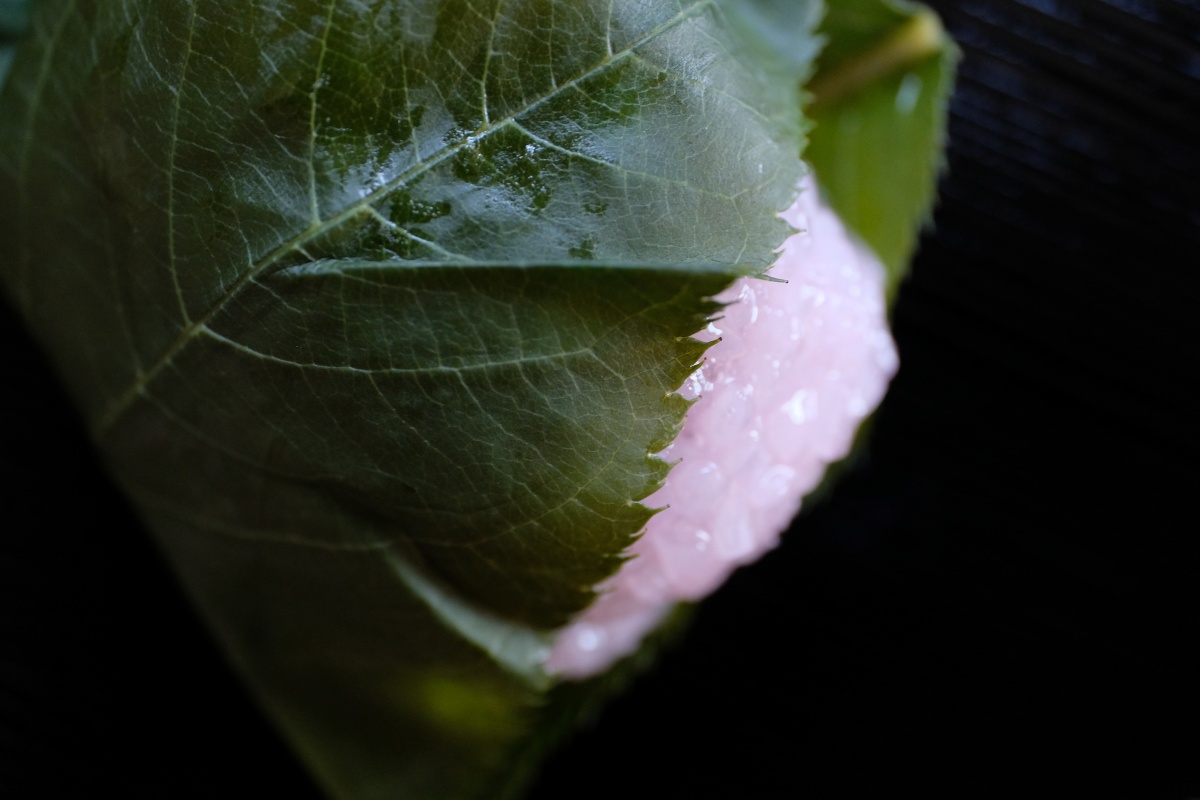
[806,0,958,294]
[0,1,819,797]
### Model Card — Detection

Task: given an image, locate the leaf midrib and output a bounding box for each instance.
[91,0,713,439]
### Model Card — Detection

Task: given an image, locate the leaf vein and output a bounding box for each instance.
[92,0,714,438]
[199,323,604,376]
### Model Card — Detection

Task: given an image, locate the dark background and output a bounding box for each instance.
[3,1,1199,797]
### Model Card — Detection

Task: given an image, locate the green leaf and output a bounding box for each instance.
[0,0,30,87]
[0,0,29,37]
[0,1,819,797]
[805,0,958,295]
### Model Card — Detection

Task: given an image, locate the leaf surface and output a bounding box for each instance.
[805,0,958,293]
[0,0,29,86]
[0,1,818,797]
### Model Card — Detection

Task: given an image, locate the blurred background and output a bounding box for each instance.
[3,0,1199,797]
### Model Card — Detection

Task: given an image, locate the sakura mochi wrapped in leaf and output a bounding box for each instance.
[548,176,898,676]
[0,0,953,797]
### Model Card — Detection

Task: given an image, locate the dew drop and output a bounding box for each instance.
[575,625,604,652]
[896,72,923,113]
[783,389,815,425]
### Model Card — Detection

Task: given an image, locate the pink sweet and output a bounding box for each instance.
[545,176,899,678]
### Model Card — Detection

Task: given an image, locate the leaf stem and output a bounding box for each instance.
[807,9,945,111]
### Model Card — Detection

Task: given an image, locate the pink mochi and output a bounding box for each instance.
[545,176,899,678]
